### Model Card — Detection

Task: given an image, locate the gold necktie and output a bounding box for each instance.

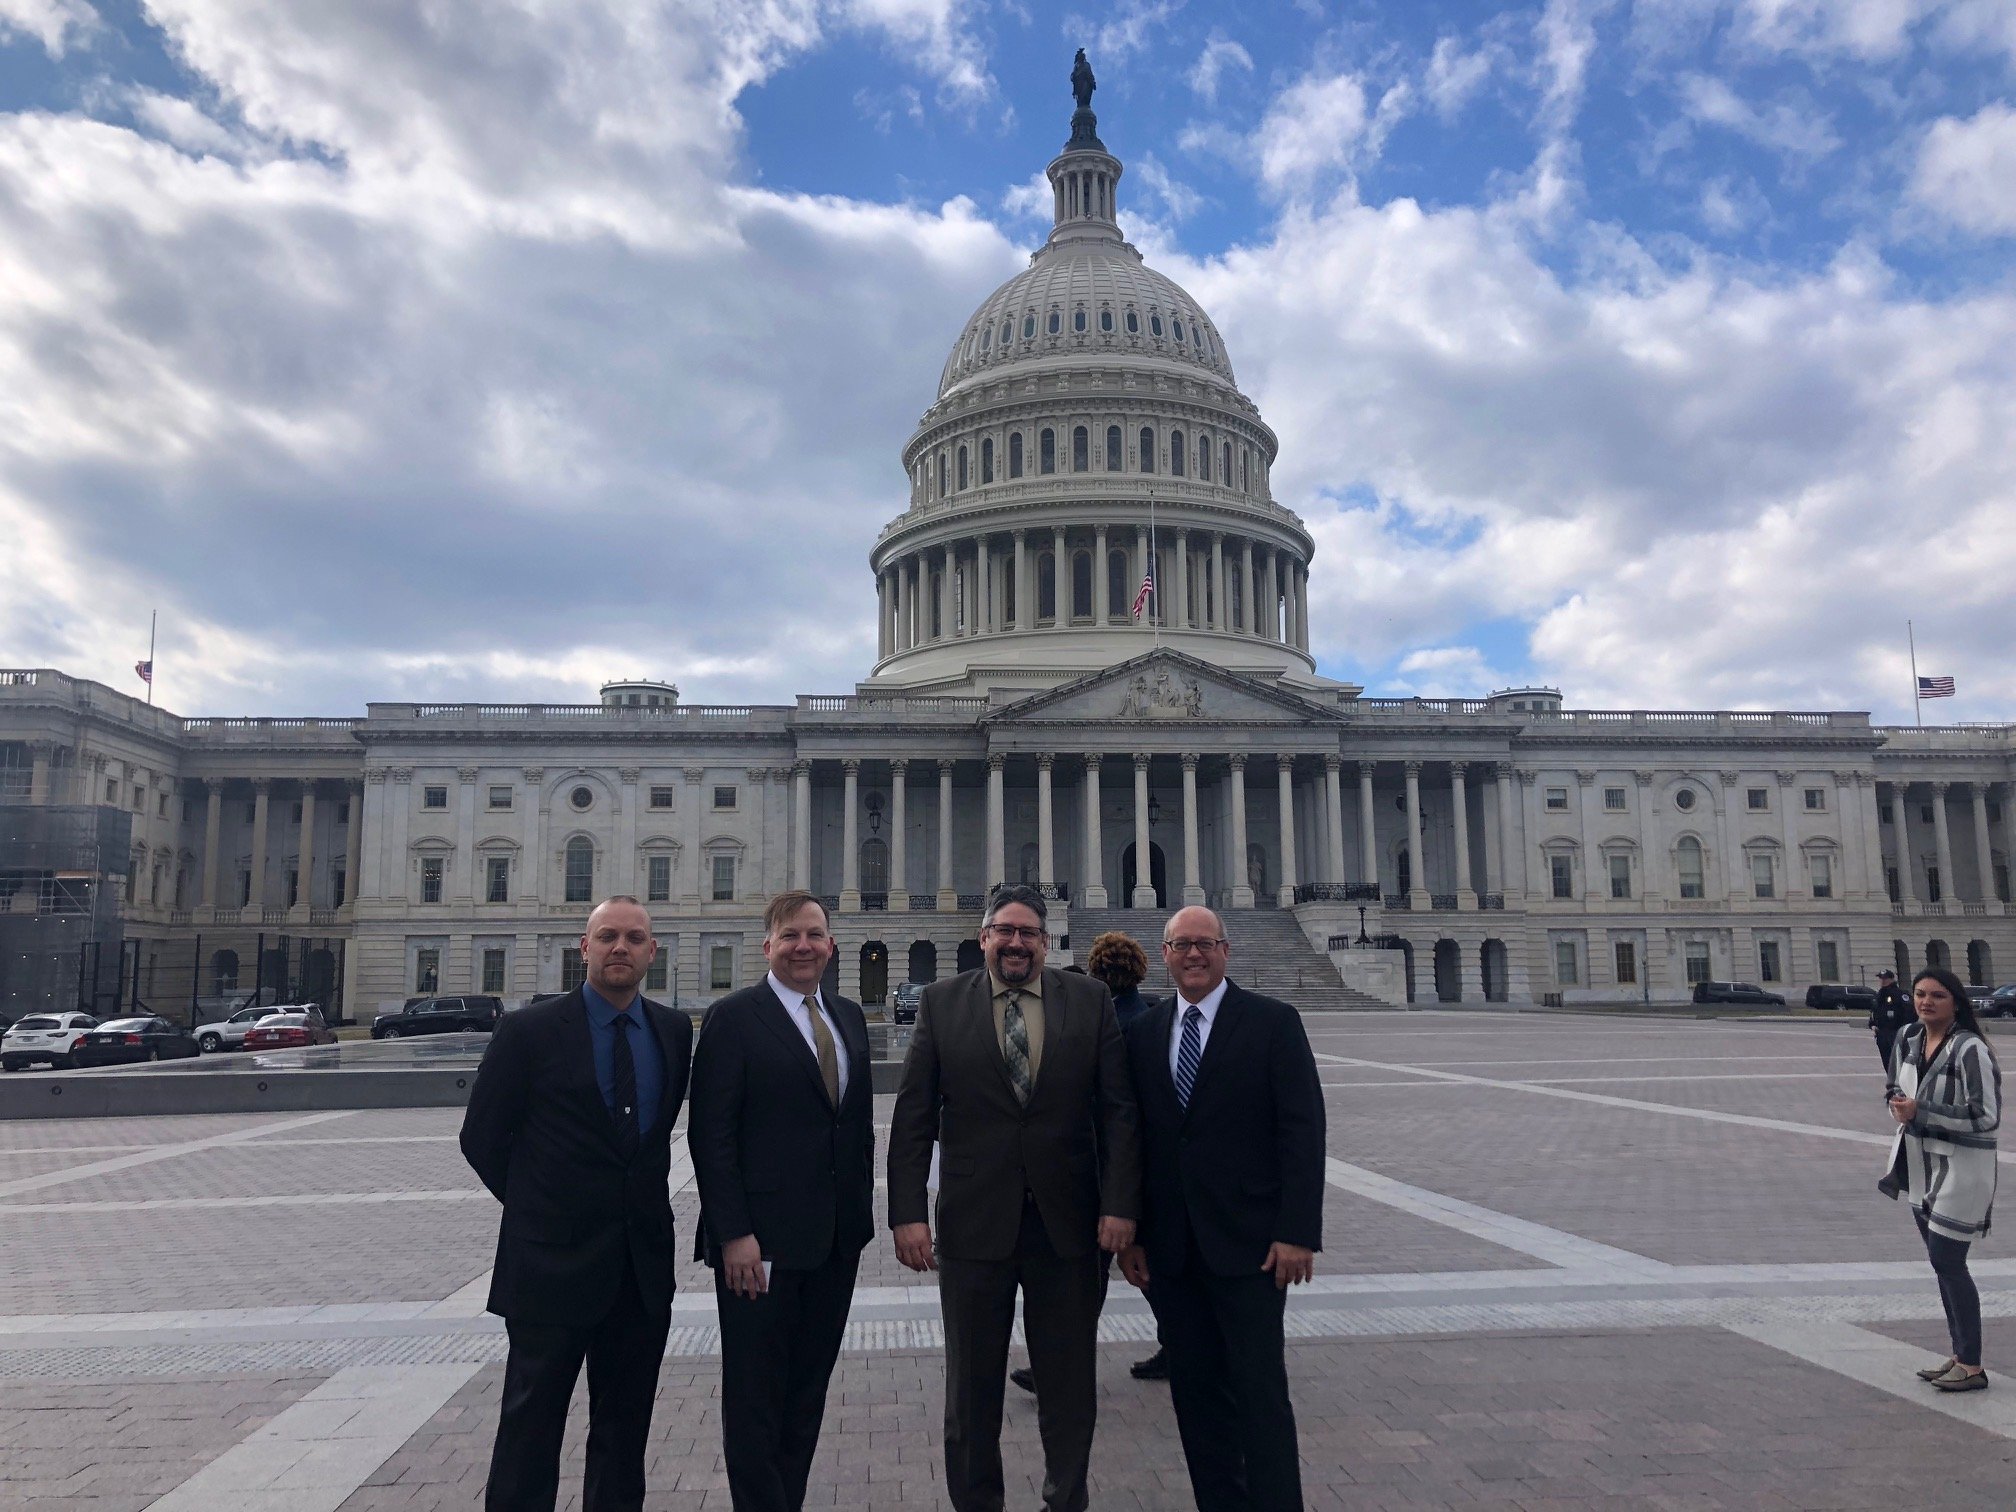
[806,994,840,1107]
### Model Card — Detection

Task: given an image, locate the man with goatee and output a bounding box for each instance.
[887,883,1141,1512]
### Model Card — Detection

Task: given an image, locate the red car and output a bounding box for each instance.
[243,1008,337,1050]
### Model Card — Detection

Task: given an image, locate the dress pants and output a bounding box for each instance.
[714,1243,862,1510]
[485,1262,670,1512]
[938,1195,1103,1512]
[1152,1265,1303,1512]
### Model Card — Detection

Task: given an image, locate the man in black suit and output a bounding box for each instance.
[1118,904,1324,1512]
[460,895,694,1512]
[888,883,1140,1512]
[688,890,874,1511]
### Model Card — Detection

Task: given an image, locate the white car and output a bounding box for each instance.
[2,1012,101,1071]
[195,1003,290,1054]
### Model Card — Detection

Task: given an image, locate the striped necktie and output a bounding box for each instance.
[1174,1004,1203,1107]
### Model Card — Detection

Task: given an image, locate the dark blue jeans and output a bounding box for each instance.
[1915,1212,1982,1367]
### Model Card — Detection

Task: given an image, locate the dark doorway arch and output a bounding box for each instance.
[1121,841,1167,909]
[859,941,888,1006]
[1480,939,1509,1003]
[1968,940,1994,986]
[957,939,984,974]
[1433,940,1461,1003]
[907,941,937,983]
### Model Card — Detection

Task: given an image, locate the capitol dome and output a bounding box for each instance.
[862,60,1330,698]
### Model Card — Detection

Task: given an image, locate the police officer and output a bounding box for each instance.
[1871,969,1913,1073]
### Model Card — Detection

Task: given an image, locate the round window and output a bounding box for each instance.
[570,786,594,811]
[1674,789,1697,812]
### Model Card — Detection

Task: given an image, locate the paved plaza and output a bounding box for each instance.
[4,1009,2016,1509]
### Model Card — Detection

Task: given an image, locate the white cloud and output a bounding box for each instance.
[0,0,96,56]
[1424,35,1493,120]
[1186,33,1252,104]
[1911,104,2016,236]
[1676,73,1839,159]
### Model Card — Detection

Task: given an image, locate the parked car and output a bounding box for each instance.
[891,982,924,1025]
[370,995,503,1039]
[1,1012,100,1071]
[196,1002,291,1054]
[71,1017,202,1067]
[1973,984,2016,1019]
[243,1008,337,1050]
[1804,984,1879,1011]
[1692,981,1787,1007]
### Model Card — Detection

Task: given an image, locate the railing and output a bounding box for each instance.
[1430,893,1459,911]
[1292,883,1381,903]
[1480,894,1504,910]
[1382,893,1411,910]
[909,894,939,911]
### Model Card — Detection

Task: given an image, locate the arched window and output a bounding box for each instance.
[1106,425,1122,471]
[1107,550,1129,620]
[1038,553,1057,622]
[1197,435,1211,481]
[1072,551,1093,618]
[564,837,595,904]
[1676,837,1705,899]
[1170,429,1186,477]
[981,436,994,484]
[1139,426,1155,473]
[1072,426,1088,472]
[1039,429,1056,474]
[1008,432,1024,478]
[956,445,968,491]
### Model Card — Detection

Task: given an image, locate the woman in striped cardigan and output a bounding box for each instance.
[1880,966,2001,1391]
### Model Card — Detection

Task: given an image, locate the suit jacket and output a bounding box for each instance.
[1123,979,1325,1278]
[459,988,694,1327]
[688,980,876,1270]
[887,965,1140,1262]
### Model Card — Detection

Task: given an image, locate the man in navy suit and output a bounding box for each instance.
[1118,905,1325,1512]
[461,896,694,1512]
[688,891,875,1511]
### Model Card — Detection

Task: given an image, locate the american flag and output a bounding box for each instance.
[134,660,152,686]
[1130,572,1154,619]
[1918,675,1955,699]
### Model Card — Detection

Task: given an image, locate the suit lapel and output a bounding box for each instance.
[1180,981,1244,1122]
[752,982,834,1107]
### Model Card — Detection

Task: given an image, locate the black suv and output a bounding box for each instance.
[371,995,504,1039]
[1692,981,1787,1007]
[1804,984,1879,1011]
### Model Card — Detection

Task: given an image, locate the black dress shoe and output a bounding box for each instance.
[1009,1366,1035,1394]
[1130,1348,1169,1381]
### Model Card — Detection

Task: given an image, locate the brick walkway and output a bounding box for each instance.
[4,1010,2015,1509]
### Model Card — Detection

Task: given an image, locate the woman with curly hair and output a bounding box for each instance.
[1882,965,2001,1391]
[1087,931,1155,1029]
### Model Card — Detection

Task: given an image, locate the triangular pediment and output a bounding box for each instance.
[982,650,1346,727]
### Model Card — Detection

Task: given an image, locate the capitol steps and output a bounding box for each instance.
[1062,905,1398,1013]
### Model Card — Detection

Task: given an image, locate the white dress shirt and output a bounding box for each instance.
[767,971,851,1098]
[1168,978,1229,1082]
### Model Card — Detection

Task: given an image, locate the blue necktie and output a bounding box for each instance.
[1175,1004,1202,1107]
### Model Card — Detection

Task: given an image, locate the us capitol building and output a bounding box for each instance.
[1,74,2010,1022]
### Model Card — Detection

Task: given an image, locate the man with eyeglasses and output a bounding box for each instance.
[887,883,1141,1512]
[1117,905,1325,1512]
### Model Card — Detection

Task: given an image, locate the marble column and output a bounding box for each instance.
[1093,526,1109,622]
[1210,534,1226,632]
[201,784,224,910]
[1274,757,1298,907]
[1241,540,1256,634]
[840,759,862,911]
[985,755,1006,886]
[791,761,812,889]
[1229,754,1254,908]
[293,783,319,918]
[1014,531,1031,632]
[1323,755,1346,887]
[889,760,909,900]
[1931,781,1956,906]
[1450,762,1475,907]
[1403,761,1427,909]
[1180,753,1204,905]
[342,781,363,910]
[1973,782,1996,903]
[1082,756,1109,907]
[975,537,992,634]
[1891,781,1917,906]
[1132,754,1155,909]
[248,778,271,913]
[1036,755,1056,890]
[937,760,957,909]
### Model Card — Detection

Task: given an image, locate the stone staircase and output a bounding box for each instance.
[1061,905,1397,1013]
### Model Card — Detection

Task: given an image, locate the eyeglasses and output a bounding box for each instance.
[986,924,1047,944]
[1163,937,1227,955]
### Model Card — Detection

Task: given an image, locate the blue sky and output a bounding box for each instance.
[0,0,2011,721]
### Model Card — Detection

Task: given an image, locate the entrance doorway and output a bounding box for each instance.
[1120,841,1167,908]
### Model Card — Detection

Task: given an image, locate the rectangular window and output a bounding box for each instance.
[485,856,510,904]
[1809,854,1833,899]
[423,785,448,809]
[561,948,586,992]
[1604,787,1626,811]
[1554,939,1579,986]
[1747,788,1769,811]
[647,855,672,903]
[711,855,736,902]
[1759,940,1782,982]
[1750,853,1774,899]
[481,948,507,995]
[1685,944,1712,984]
[645,955,669,992]
[488,785,513,810]
[1614,941,1637,985]
[649,785,675,810]
[709,943,735,991]
[1816,940,1841,981]
[421,857,445,903]
[1608,854,1632,899]
[713,786,737,810]
[1545,787,1569,811]
[1549,854,1573,899]
[1804,788,1826,811]
[415,948,440,993]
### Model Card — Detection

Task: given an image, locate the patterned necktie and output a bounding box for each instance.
[611,1013,640,1156]
[1175,1004,1203,1107]
[806,994,840,1107]
[1002,989,1034,1105]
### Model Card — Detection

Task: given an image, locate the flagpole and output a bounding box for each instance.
[1908,619,1920,728]
[146,611,156,706]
